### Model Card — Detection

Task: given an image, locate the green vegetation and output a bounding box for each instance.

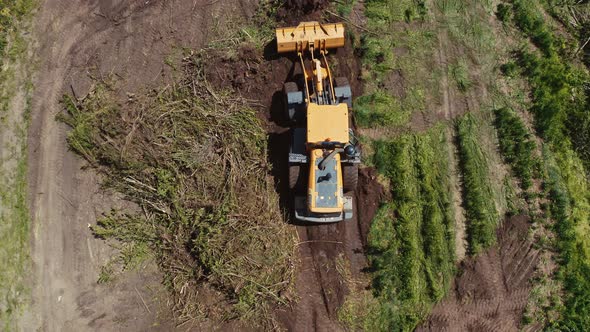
[354,90,412,127]
[355,0,435,129]
[518,49,590,169]
[542,147,590,330]
[344,0,507,329]
[496,3,511,22]
[506,0,590,168]
[0,0,36,329]
[449,59,472,92]
[500,0,590,328]
[513,0,556,56]
[493,107,537,190]
[0,1,35,57]
[0,0,36,118]
[0,134,31,329]
[335,0,356,17]
[456,113,499,255]
[499,60,519,77]
[341,127,456,331]
[435,0,495,57]
[59,54,296,325]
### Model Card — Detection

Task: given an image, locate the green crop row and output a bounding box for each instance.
[493,107,537,190]
[456,113,499,255]
[505,0,590,168]
[542,147,590,330]
[341,127,456,331]
[502,0,590,328]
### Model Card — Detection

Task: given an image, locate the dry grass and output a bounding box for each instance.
[59,51,297,327]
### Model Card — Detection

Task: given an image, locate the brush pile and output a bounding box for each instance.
[59,52,296,325]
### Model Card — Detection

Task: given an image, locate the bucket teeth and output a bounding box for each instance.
[276,21,345,54]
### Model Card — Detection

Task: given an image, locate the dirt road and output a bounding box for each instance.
[23,0,239,330]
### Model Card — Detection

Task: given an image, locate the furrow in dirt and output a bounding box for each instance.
[417,215,539,332]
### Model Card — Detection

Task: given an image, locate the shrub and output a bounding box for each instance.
[512,0,556,56]
[500,61,519,77]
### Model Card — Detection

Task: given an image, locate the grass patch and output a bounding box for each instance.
[0,0,36,328]
[449,58,472,92]
[435,0,495,56]
[493,107,537,190]
[0,0,35,57]
[335,0,357,17]
[503,1,590,327]
[456,113,499,255]
[341,126,456,331]
[517,50,590,171]
[354,90,411,127]
[58,53,296,326]
[356,0,436,129]
[542,146,590,330]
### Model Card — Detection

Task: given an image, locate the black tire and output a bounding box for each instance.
[283,82,300,122]
[342,164,358,193]
[289,164,303,190]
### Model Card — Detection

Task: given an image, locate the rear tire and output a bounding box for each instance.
[342,164,358,193]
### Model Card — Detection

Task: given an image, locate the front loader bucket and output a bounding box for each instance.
[276,21,345,54]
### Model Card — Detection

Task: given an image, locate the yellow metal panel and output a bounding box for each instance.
[276,22,345,54]
[308,149,344,213]
[307,103,349,144]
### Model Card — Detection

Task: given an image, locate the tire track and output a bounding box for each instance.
[417,215,539,332]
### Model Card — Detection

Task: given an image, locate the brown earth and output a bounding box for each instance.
[23,0,256,330]
[23,0,385,330]
[417,215,540,332]
[19,0,542,330]
[204,7,386,331]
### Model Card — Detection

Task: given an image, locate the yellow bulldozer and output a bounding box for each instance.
[276,22,360,223]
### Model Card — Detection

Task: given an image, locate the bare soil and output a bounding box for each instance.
[22,1,530,330]
[203,7,387,330]
[23,0,385,330]
[417,215,540,332]
[24,0,251,330]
